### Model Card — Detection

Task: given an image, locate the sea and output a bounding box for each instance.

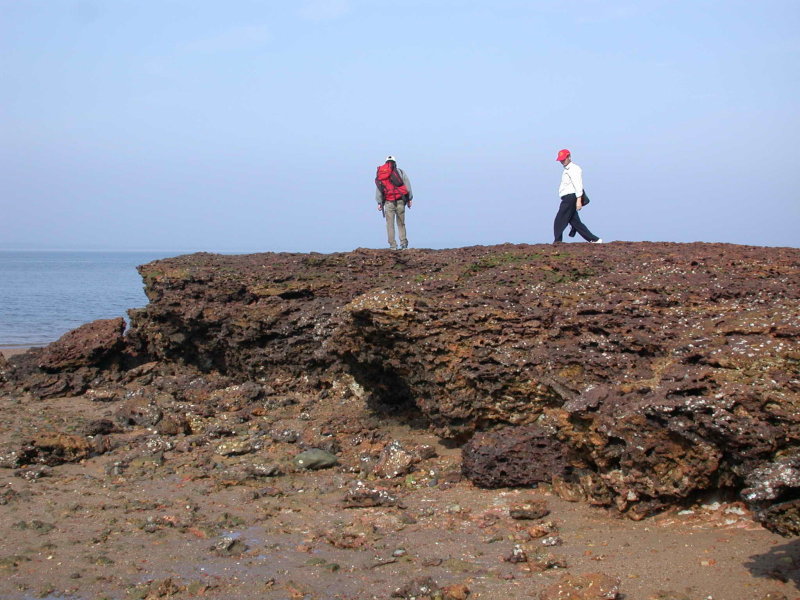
[0,251,178,348]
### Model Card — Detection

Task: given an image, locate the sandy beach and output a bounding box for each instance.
[0,347,32,359]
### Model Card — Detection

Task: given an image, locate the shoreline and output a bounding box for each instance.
[0,346,34,358]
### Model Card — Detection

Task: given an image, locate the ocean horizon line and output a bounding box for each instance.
[0,248,245,254]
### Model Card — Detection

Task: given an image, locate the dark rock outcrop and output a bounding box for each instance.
[37,317,126,372]
[462,425,572,488]
[3,242,799,532]
[742,452,800,536]
[17,432,94,466]
[4,318,132,398]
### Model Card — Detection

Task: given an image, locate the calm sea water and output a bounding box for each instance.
[0,251,175,347]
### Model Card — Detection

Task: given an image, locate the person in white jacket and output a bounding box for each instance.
[553,149,602,244]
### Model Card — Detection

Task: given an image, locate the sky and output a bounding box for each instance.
[1,0,798,253]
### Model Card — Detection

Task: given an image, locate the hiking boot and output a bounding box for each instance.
[590,238,603,244]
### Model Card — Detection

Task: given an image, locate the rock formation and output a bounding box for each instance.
[2,242,799,534]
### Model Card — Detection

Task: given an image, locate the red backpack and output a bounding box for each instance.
[375,163,408,202]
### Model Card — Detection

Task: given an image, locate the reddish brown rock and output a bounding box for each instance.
[18,432,93,466]
[742,453,800,536]
[342,481,404,508]
[756,500,800,538]
[2,318,131,398]
[116,396,164,428]
[441,583,471,600]
[391,576,439,598]
[508,500,550,520]
[156,413,191,436]
[37,318,126,372]
[462,424,571,488]
[372,441,419,479]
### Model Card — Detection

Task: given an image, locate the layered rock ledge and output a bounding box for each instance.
[2,242,799,533]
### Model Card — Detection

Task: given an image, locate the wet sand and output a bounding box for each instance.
[0,347,32,358]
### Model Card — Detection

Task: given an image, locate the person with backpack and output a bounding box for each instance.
[553,149,602,244]
[375,155,413,250]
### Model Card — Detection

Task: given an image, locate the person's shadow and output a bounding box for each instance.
[745,539,800,589]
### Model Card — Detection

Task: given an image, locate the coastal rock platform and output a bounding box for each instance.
[1,242,798,599]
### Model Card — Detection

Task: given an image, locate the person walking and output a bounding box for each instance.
[553,149,602,244]
[375,155,413,250]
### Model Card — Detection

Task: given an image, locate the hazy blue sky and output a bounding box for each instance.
[2,0,798,252]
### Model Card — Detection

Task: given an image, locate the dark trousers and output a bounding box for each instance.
[553,194,598,242]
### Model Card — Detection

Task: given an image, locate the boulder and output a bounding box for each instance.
[17,432,93,466]
[462,425,571,488]
[293,448,338,470]
[37,317,126,372]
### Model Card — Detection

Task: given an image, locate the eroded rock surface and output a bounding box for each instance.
[3,242,799,533]
[462,425,571,488]
[37,317,127,372]
[3,318,132,398]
